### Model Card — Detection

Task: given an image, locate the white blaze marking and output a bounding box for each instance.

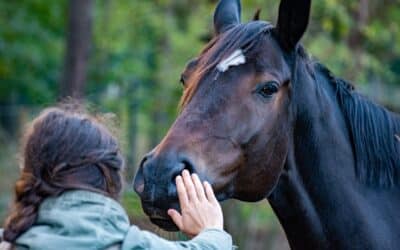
[217,49,246,73]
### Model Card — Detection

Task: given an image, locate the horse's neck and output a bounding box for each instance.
[268,68,399,250]
[268,130,360,250]
[268,103,357,249]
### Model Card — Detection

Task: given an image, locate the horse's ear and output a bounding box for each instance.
[274,0,311,52]
[214,0,241,35]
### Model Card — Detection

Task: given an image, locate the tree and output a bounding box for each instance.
[60,0,93,100]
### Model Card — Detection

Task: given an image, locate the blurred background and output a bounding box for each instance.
[0,0,399,249]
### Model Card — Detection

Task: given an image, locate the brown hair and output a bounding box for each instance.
[2,107,124,242]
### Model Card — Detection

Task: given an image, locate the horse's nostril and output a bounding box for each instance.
[171,160,195,182]
[140,155,150,166]
[168,160,196,199]
[181,159,195,174]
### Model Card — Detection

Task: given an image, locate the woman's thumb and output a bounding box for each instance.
[168,209,183,230]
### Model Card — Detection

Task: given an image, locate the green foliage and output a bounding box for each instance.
[0,1,66,103]
[0,133,19,221]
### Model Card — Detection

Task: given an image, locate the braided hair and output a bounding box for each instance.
[2,107,124,242]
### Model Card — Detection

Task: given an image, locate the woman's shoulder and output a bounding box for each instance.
[15,190,131,250]
[41,190,126,213]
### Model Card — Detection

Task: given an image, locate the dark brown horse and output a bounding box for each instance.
[134,0,400,249]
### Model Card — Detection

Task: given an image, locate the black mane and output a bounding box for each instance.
[316,63,400,187]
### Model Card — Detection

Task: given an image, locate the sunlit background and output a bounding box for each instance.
[0,1,399,249]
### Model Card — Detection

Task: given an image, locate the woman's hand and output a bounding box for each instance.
[167,170,223,238]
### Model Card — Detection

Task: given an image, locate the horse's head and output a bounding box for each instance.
[134,0,311,230]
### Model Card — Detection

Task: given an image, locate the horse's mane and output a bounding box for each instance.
[316,63,400,187]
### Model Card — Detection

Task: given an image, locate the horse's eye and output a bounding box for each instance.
[257,81,279,98]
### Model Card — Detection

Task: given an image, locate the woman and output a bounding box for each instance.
[0,107,232,250]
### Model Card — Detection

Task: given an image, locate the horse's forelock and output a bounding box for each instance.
[180,22,274,108]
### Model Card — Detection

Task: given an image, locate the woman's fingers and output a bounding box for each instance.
[191,173,206,201]
[182,170,198,202]
[178,170,213,203]
[167,209,183,230]
[204,181,218,203]
[176,176,189,209]
[173,172,224,236]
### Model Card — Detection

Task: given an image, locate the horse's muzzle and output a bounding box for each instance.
[133,152,194,231]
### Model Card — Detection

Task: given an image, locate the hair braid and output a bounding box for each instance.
[3,172,46,242]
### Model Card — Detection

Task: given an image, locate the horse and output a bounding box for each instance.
[133,0,400,249]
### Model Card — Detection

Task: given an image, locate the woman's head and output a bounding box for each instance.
[3,106,124,242]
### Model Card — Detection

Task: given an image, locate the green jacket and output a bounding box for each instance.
[13,190,233,250]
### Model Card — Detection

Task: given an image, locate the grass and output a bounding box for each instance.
[0,133,19,222]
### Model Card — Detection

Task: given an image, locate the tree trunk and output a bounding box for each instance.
[126,79,140,180]
[347,0,369,80]
[60,0,93,100]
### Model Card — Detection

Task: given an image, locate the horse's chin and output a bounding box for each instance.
[141,201,180,231]
[149,217,179,231]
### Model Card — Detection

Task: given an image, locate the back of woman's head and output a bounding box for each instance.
[2,107,124,243]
